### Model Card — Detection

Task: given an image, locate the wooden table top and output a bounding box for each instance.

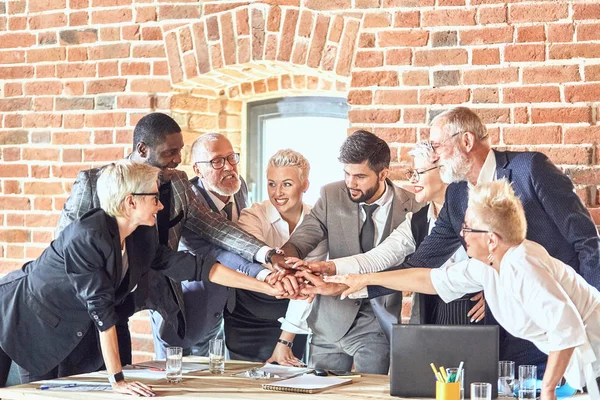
[0,358,395,400]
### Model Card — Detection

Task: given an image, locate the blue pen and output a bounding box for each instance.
[40,383,78,390]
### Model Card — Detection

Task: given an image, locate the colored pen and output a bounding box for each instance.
[40,383,77,390]
[430,363,442,381]
[455,361,464,381]
[440,366,448,382]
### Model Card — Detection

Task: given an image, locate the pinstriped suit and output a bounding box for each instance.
[368,150,600,375]
[57,166,267,339]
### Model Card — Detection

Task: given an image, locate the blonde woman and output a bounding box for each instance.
[0,161,282,396]
[327,180,600,400]
[232,149,327,365]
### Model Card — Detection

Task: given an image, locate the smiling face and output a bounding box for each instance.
[430,122,472,184]
[410,154,445,204]
[461,208,491,263]
[267,166,307,218]
[145,132,184,170]
[344,161,386,204]
[131,183,164,227]
[194,136,241,197]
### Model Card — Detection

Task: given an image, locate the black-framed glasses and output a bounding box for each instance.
[405,165,441,181]
[461,222,492,235]
[132,192,160,206]
[195,153,240,170]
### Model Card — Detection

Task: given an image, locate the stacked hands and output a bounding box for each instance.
[264,253,485,323]
[262,254,350,301]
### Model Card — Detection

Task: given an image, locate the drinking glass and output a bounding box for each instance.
[471,382,492,400]
[166,346,183,383]
[498,361,515,397]
[518,365,537,400]
[209,338,225,374]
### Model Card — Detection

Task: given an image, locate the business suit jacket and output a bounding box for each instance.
[0,209,215,376]
[282,180,422,343]
[151,176,267,350]
[56,166,266,338]
[368,150,600,367]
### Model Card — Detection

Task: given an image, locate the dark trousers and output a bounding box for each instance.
[0,346,11,387]
[224,306,307,362]
[18,320,132,384]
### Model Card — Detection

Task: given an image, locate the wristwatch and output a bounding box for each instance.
[277,338,293,348]
[265,248,278,264]
[108,371,125,384]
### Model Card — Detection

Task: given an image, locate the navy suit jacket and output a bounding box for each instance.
[368,150,600,370]
[151,177,267,352]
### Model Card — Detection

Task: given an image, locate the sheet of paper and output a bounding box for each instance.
[38,382,112,391]
[121,362,210,380]
[266,375,350,390]
[234,363,313,379]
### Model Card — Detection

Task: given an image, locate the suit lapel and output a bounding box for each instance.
[494,150,512,181]
[105,214,123,288]
[383,181,412,241]
[339,186,362,254]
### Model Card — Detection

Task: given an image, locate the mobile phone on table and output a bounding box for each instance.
[328,370,353,376]
[313,369,328,376]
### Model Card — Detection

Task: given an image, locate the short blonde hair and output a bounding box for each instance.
[97,160,160,218]
[468,180,527,246]
[408,141,436,162]
[268,149,310,182]
[432,107,488,142]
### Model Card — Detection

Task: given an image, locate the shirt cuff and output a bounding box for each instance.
[278,317,311,335]
[255,246,271,264]
[256,269,271,282]
[334,257,361,275]
[349,287,369,299]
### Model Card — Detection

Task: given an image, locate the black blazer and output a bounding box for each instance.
[0,208,215,376]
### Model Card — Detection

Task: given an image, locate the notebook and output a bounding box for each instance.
[390,324,499,398]
[262,375,352,394]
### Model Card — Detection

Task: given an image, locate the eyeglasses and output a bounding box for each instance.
[431,131,464,154]
[195,153,240,170]
[461,222,492,235]
[132,192,160,206]
[405,165,441,181]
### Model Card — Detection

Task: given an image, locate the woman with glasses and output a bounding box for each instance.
[0,161,283,396]
[298,141,483,325]
[327,180,600,400]
[234,149,327,366]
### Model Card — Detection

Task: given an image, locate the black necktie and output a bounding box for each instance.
[156,182,172,246]
[223,202,233,221]
[360,204,379,253]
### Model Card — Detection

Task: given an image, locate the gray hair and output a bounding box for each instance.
[97,160,160,218]
[408,141,436,161]
[268,149,310,182]
[191,132,229,162]
[431,107,488,142]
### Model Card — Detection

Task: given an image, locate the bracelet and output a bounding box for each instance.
[277,338,294,348]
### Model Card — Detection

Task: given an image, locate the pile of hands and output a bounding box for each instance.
[263,253,365,301]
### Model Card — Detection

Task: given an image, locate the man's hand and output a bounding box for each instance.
[306,261,336,276]
[468,291,485,322]
[270,253,291,272]
[297,271,346,301]
[282,257,310,271]
[324,274,369,300]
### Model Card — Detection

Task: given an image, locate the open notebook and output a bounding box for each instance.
[262,375,352,394]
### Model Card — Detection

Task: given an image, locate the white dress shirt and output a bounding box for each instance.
[335,204,468,299]
[237,200,328,334]
[431,240,600,392]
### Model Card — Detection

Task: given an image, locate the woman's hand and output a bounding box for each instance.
[306,261,336,276]
[540,387,556,400]
[323,274,369,299]
[265,343,305,367]
[112,380,155,397]
[468,292,486,322]
[284,257,310,271]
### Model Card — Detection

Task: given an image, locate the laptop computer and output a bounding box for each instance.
[390,324,499,398]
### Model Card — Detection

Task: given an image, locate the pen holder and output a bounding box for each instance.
[436,381,461,400]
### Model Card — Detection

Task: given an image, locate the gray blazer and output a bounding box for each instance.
[282,180,422,343]
[56,166,266,338]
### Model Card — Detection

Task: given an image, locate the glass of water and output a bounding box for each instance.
[518,365,537,400]
[209,338,225,374]
[498,361,515,397]
[471,382,492,400]
[166,346,183,383]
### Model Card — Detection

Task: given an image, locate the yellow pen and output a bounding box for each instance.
[430,363,442,381]
[440,366,448,382]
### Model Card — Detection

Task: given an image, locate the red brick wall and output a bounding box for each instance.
[1,0,599,360]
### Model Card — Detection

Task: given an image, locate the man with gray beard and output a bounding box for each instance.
[150,133,272,358]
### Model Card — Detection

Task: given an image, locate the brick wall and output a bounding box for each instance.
[1,0,599,361]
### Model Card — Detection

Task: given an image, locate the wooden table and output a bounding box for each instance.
[0,358,394,400]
